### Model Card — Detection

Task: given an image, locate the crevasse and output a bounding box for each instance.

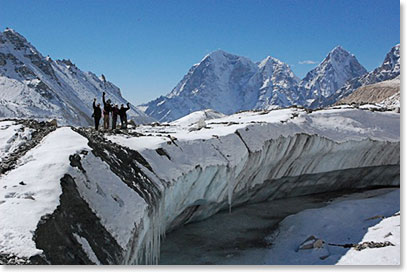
[121,131,399,264]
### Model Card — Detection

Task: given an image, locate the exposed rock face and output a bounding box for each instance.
[299,46,367,103]
[31,174,124,265]
[337,76,400,106]
[0,28,154,125]
[313,44,400,108]
[0,119,57,175]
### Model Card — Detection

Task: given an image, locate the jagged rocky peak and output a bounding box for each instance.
[313,43,402,109]
[143,50,301,122]
[250,55,300,108]
[380,43,400,76]
[1,28,40,57]
[258,55,298,81]
[58,58,75,67]
[258,56,285,71]
[143,49,260,122]
[326,45,352,61]
[1,28,29,48]
[299,45,367,101]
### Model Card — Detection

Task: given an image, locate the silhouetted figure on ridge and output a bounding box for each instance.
[92,98,102,130]
[102,92,112,130]
[112,104,120,129]
[119,103,131,129]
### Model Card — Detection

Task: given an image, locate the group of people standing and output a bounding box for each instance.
[92,92,130,130]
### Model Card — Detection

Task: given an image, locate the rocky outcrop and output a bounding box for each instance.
[337,76,400,107]
[0,119,57,175]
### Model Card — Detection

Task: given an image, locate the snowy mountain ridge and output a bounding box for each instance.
[299,46,367,103]
[0,28,154,126]
[310,44,400,108]
[143,46,371,122]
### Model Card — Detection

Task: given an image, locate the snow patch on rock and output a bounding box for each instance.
[0,127,89,257]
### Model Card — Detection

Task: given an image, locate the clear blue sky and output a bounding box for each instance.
[0,0,400,105]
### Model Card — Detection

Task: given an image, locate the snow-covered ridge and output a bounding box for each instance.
[299,46,367,103]
[0,107,400,264]
[142,45,371,122]
[0,28,154,125]
[312,44,401,108]
[170,109,225,127]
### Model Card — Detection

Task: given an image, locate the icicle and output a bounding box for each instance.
[133,188,167,265]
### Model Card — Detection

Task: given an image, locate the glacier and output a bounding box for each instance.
[0,107,400,264]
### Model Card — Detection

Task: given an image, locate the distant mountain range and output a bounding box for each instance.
[309,44,400,108]
[0,28,400,125]
[0,28,154,126]
[142,44,399,122]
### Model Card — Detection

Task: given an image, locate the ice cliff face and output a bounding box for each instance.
[0,28,154,126]
[142,46,369,122]
[0,107,399,264]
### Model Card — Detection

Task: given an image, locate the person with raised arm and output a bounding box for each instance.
[119,103,131,129]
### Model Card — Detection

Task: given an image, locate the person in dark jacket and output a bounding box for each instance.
[102,92,113,130]
[92,98,102,130]
[119,103,130,128]
[112,104,120,129]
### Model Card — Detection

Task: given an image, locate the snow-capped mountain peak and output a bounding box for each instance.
[258,56,283,69]
[143,51,300,122]
[312,43,401,108]
[144,50,260,121]
[0,29,154,125]
[299,46,367,102]
[381,44,400,75]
